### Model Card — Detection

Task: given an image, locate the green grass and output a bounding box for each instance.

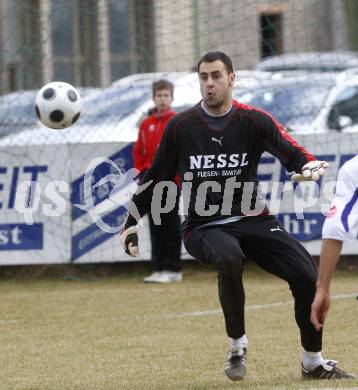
[0,263,357,389]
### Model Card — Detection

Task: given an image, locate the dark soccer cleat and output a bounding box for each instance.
[224,347,247,381]
[301,360,356,380]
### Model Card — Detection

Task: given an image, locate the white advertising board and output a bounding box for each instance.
[0,144,71,264]
[257,133,357,254]
[0,133,356,265]
[69,142,152,263]
[71,133,358,262]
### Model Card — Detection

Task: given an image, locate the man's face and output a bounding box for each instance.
[198,60,235,108]
[153,89,173,112]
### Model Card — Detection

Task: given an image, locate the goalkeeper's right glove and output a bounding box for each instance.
[120,226,139,257]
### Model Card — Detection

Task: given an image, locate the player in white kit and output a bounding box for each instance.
[311,155,358,335]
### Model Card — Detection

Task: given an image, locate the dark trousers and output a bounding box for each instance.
[148,188,182,272]
[183,215,322,352]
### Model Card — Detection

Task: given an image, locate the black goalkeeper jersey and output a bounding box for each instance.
[126,100,315,234]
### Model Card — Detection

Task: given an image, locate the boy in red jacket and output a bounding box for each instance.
[133,80,182,283]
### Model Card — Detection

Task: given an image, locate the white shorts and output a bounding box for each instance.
[322,160,358,241]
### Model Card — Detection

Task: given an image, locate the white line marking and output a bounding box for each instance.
[0,320,17,324]
[308,388,358,390]
[161,293,357,319]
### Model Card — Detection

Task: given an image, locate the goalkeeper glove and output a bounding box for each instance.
[120,226,139,257]
[291,160,329,182]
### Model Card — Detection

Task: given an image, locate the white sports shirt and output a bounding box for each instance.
[322,155,358,241]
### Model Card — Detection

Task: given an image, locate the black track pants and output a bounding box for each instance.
[183,215,322,352]
[148,186,182,272]
[149,210,182,272]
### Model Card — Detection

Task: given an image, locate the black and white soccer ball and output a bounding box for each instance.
[34,81,82,129]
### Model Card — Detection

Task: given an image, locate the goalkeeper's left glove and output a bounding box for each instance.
[291,160,329,182]
[120,226,139,257]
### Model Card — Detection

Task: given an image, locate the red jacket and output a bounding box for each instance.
[133,108,176,172]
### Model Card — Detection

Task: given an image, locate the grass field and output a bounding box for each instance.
[0,262,357,390]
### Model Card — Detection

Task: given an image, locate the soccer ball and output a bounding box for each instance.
[34,81,82,129]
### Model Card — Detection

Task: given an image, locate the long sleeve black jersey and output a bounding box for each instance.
[125,101,315,234]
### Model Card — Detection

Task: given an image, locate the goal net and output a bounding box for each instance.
[0,0,357,264]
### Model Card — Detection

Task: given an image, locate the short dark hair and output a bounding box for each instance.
[152,79,174,97]
[197,51,234,74]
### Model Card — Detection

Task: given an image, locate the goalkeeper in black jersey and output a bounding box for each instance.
[120,52,355,381]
